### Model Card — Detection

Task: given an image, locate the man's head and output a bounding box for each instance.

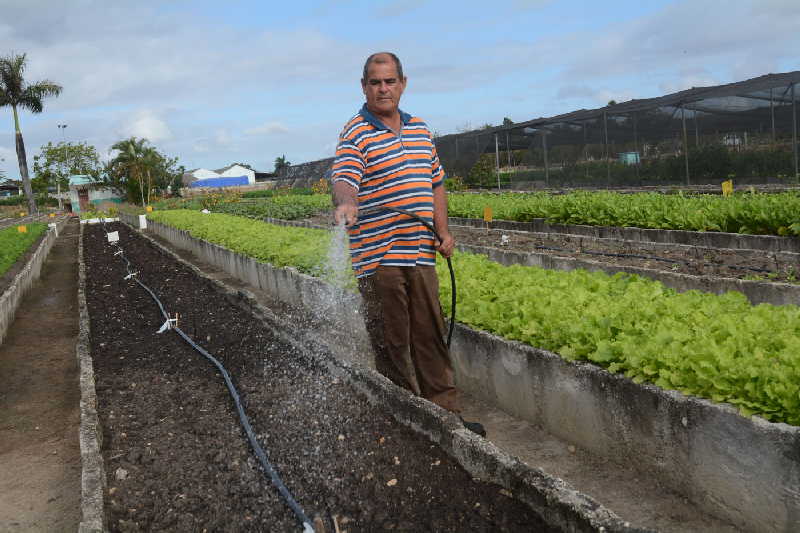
[361,52,406,118]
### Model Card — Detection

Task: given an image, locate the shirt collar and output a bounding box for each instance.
[359,103,411,131]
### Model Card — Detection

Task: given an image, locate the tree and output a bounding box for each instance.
[274,154,290,174]
[0,53,62,214]
[33,141,102,197]
[107,137,183,204]
[502,117,514,126]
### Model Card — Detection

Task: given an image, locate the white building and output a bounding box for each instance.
[182,164,256,186]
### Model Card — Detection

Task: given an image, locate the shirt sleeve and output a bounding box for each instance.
[431,141,446,189]
[331,129,365,191]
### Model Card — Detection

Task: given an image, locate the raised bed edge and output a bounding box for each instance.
[77,223,107,532]
[449,216,800,253]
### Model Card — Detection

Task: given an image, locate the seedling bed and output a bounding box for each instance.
[298,212,798,283]
[82,222,551,532]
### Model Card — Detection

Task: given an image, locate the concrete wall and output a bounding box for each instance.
[0,217,69,344]
[137,216,800,532]
[450,217,800,253]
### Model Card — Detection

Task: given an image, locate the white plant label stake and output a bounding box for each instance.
[107,231,119,243]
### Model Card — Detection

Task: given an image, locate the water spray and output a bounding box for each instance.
[357,206,457,349]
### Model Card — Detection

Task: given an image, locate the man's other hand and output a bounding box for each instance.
[436,230,455,258]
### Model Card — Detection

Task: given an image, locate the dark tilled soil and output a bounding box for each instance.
[83,222,553,533]
[301,211,799,283]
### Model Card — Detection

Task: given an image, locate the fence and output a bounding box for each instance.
[280,71,800,190]
[435,71,800,189]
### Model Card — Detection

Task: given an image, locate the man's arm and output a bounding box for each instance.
[432,184,454,258]
[333,181,358,226]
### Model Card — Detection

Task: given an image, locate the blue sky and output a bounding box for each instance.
[1,0,798,178]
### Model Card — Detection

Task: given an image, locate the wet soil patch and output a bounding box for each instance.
[301,211,799,284]
[83,222,553,532]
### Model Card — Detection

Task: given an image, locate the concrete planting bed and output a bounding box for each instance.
[127,213,800,532]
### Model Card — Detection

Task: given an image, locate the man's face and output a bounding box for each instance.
[362,59,406,117]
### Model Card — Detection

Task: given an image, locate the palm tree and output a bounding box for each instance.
[109,137,154,206]
[0,53,62,214]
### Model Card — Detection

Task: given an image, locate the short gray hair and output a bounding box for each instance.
[362,52,404,82]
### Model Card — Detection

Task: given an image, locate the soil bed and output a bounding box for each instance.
[83,222,553,532]
[300,211,799,284]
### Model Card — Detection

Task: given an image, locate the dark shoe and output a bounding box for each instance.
[460,416,486,438]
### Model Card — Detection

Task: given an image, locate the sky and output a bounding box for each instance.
[0,0,798,178]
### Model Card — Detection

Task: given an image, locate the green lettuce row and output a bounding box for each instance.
[148,210,329,274]
[448,191,800,236]
[436,252,800,425]
[148,209,800,425]
[0,223,48,277]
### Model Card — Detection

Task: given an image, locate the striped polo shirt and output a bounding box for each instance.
[332,104,445,278]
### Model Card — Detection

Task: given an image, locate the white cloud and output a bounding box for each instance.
[118,109,173,143]
[244,121,289,136]
[215,129,232,146]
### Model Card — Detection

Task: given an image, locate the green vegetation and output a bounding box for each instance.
[436,252,800,424]
[0,223,47,276]
[151,193,330,221]
[148,210,329,274]
[148,209,800,425]
[449,191,800,236]
[241,187,313,198]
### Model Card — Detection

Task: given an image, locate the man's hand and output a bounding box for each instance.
[334,203,358,227]
[436,229,455,258]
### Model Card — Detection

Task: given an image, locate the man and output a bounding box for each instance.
[331,52,485,437]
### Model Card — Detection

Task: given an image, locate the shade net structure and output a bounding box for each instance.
[434,71,800,189]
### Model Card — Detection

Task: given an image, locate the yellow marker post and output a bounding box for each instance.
[49,213,56,218]
[483,206,493,223]
[721,179,733,197]
[146,206,153,213]
[19,212,26,217]
[17,225,27,233]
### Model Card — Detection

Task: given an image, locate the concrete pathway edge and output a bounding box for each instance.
[76,223,107,532]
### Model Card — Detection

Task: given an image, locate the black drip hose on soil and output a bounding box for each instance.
[357,206,457,349]
[98,222,315,533]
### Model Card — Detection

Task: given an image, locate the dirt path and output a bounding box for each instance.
[0,219,81,532]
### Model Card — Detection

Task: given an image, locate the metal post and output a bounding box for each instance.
[793,83,798,182]
[495,133,501,190]
[583,121,588,180]
[681,105,690,186]
[506,131,511,168]
[455,138,459,160]
[770,88,776,145]
[603,111,610,187]
[542,130,549,188]
[694,111,699,148]
[632,113,640,182]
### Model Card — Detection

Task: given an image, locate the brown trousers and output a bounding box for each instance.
[358,265,460,413]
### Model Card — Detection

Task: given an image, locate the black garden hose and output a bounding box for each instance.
[357,206,457,349]
[98,221,315,533]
